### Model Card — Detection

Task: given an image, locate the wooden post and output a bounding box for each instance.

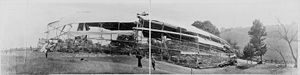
[133,30,138,56]
[25,42,27,64]
[149,9,152,74]
[46,25,49,40]
[179,28,182,63]
[140,31,142,55]
[83,23,86,31]
[162,35,168,61]
[161,34,163,61]
[197,42,200,64]
[161,25,164,61]
[110,34,112,55]
[209,37,212,51]
[190,68,193,74]
[179,28,182,42]
[118,22,120,30]
[135,22,139,56]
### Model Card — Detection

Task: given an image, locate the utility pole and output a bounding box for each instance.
[148,0,152,74]
[110,34,112,56]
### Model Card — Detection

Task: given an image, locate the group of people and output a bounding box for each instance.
[136,54,156,70]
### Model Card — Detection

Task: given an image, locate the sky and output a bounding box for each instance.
[0,0,299,49]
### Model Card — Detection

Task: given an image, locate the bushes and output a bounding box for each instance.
[51,36,110,53]
[165,54,229,69]
[110,35,135,55]
[146,38,231,69]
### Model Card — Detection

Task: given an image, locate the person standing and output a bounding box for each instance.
[152,57,156,70]
[44,42,51,58]
[45,42,55,58]
[45,42,52,58]
[136,54,143,68]
[45,49,48,58]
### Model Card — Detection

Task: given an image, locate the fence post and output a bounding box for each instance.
[190,68,193,74]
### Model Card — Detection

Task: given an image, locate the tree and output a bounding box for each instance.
[248,20,267,64]
[276,19,298,67]
[243,43,255,63]
[226,39,240,50]
[225,39,242,57]
[268,43,287,67]
[192,21,220,36]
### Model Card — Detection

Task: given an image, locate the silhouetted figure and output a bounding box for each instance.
[136,55,143,68]
[45,42,55,58]
[257,61,263,64]
[45,43,50,58]
[80,58,88,61]
[45,50,48,58]
[152,57,156,70]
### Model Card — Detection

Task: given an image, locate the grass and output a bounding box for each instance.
[1,51,169,74]
[1,50,297,74]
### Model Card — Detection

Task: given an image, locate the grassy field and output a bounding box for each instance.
[1,50,298,74]
[1,50,169,74]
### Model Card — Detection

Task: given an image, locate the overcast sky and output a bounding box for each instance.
[0,0,299,49]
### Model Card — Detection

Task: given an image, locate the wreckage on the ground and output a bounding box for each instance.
[38,13,236,68]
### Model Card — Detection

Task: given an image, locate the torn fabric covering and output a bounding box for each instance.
[48,20,60,27]
[66,31,134,36]
[39,44,48,53]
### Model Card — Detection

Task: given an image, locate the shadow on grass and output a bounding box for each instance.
[236,64,257,70]
[47,57,81,63]
[87,55,138,65]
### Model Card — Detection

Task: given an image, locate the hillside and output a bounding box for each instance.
[220,24,298,63]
